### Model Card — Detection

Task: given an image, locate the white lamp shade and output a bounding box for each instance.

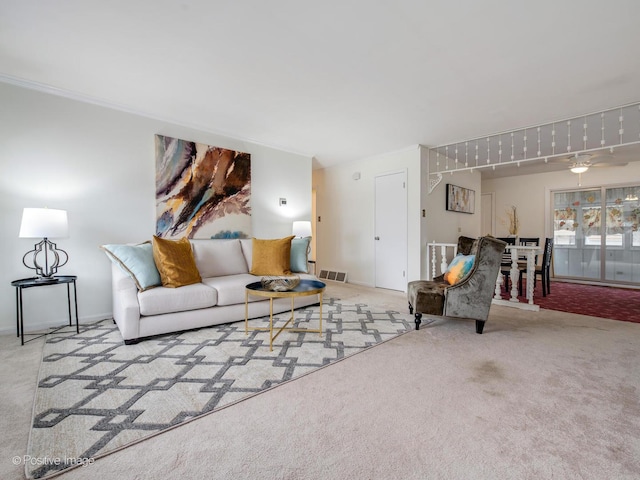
[292,220,312,238]
[19,208,69,238]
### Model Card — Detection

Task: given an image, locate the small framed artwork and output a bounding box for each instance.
[446,184,475,214]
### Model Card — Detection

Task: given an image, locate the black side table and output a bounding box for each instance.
[11,275,79,345]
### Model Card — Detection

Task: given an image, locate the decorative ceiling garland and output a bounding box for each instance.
[428,102,640,193]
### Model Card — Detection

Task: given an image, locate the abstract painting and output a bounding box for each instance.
[155,134,251,239]
[446,184,475,214]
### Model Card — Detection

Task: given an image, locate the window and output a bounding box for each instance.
[552,184,640,284]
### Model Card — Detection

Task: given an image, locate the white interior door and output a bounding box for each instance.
[374,171,407,291]
[481,192,495,236]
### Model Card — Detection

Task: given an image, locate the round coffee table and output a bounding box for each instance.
[245,279,326,351]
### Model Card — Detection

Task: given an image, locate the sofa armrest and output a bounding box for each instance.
[111,264,141,341]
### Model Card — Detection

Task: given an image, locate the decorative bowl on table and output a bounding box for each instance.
[260,275,301,291]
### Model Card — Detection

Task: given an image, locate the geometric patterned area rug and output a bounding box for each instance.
[27,299,413,479]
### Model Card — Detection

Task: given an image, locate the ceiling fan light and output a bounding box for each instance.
[570,165,589,174]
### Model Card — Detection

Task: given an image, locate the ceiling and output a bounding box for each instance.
[2,1,640,171]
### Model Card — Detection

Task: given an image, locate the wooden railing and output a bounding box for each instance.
[426,242,458,280]
[426,242,541,311]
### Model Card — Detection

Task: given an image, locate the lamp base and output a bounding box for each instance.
[22,238,68,278]
[33,275,60,283]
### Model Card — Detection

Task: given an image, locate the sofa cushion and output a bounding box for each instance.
[138,283,217,316]
[101,242,161,291]
[190,239,249,277]
[202,273,264,306]
[239,238,252,269]
[152,236,202,288]
[249,235,295,276]
[290,237,310,273]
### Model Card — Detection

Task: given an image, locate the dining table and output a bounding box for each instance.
[494,244,543,308]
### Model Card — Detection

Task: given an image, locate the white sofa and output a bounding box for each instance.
[110,238,320,344]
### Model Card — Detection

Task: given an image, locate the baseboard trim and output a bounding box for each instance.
[0,312,112,336]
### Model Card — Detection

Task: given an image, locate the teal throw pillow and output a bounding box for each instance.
[101,242,162,291]
[443,254,475,285]
[290,237,311,273]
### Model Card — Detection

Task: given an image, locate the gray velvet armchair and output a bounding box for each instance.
[408,235,506,334]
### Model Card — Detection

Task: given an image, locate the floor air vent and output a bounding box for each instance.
[318,269,348,283]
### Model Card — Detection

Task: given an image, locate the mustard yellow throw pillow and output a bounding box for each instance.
[152,236,202,288]
[250,235,295,276]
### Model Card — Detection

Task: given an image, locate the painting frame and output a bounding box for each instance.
[155,134,252,239]
[446,184,475,214]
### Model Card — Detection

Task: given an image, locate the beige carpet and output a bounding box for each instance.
[2,283,639,479]
[26,300,413,478]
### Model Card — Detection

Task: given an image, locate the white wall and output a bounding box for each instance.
[419,147,483,276]
[482,164,640,240]
[313,145,485,288]
[0,82,312,333]
[422,152,482,242]
[313,146,422,288]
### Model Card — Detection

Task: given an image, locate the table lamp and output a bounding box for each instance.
[19,208,69,280]
[292,221,312,238]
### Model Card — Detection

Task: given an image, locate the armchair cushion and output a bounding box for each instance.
[443,254,475,285]
[433,236,478,282]
[407,280,447,316]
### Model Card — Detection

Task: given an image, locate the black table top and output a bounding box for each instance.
[11,275,77,287]
[246,278,326,293]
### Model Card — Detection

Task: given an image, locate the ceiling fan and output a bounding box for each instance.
[569,154,591,174]
[556,152,628,173]
[554,152,628,185]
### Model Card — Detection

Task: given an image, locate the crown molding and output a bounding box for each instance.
[0,73,315,160]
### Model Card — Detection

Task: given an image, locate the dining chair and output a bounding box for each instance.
[519,237,554,297]
[518,237,540,261]
[512,237,540,295]
[497,236,516,291]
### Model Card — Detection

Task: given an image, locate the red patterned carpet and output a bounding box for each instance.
[501,280,640,324]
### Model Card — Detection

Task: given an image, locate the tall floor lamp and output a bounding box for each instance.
[19,208,69,280]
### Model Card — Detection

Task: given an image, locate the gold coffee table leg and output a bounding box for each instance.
[245,290,249,335]
[245,281,326,351]
[269,297,274,351]
[319,292,323,336]
[291,297,295,328]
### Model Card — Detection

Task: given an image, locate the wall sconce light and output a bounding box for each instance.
[19,208,69,280]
